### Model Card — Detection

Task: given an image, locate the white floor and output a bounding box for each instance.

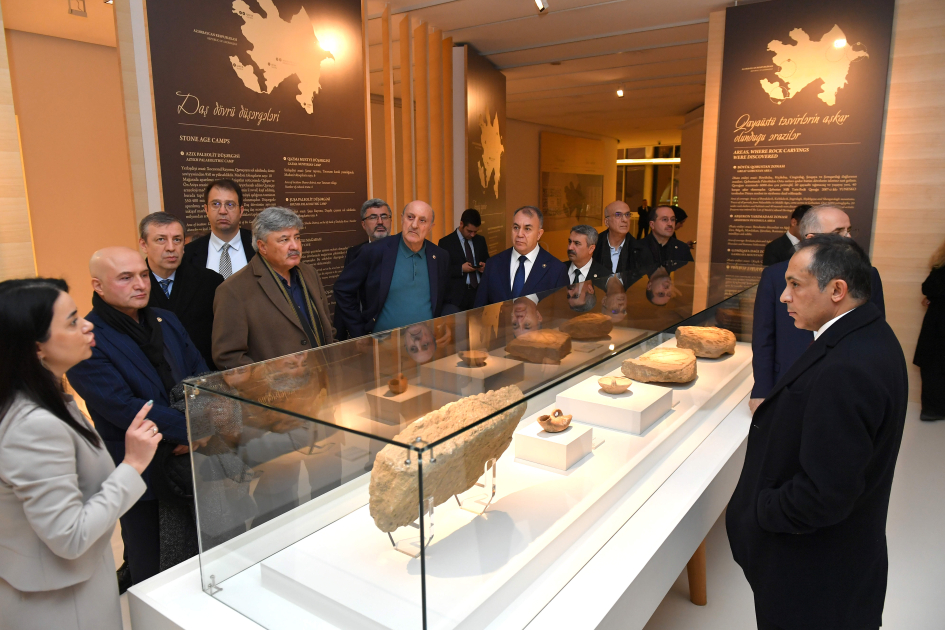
[117,404,945,629]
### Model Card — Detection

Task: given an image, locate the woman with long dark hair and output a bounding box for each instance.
[0,278,161,630]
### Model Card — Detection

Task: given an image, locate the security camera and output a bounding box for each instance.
[535,0,549,13]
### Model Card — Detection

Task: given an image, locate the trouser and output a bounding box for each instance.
[459,285,478,311]
[119,499,161,585]
[636,219,649,239]
[755,605,878,630]
[920,364,945,415]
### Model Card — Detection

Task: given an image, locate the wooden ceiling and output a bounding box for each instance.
[364,0,730,140]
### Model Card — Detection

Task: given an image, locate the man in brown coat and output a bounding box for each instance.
[212,206,334,369]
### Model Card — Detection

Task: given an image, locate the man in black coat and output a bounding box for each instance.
[637,205,694,268]
[438,208,490,311]
[564,224,606,286]
[727,234,908,630]
[183,179,255,277]
[139,213,223,370]
[593,200,638,275]
[762,204,812,266]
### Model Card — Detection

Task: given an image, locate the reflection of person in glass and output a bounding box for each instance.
[567,280,597,312]
[601,276,628,323]
[404,322,437,364]
[646,267,682,306]
[511,295,543,337]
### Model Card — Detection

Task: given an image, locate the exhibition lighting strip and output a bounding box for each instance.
[616,158,681,165]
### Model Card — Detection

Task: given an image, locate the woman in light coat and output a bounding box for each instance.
[0,278,161,630]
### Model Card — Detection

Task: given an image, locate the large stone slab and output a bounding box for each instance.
[675,326,736,358]
[505,330,572,364]
[621,347,697,383]
[559,312,614,340]
[368,386,527,532]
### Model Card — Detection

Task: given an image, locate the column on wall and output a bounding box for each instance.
[381,4,398,231]
[428,27,444,241]
[399,14,415,212]
[413,23,430,204]
[442,36,454,232]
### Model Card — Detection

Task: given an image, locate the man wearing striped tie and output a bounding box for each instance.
[183,179,256,278]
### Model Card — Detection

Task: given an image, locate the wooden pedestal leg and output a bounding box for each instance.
[686,538,707,606]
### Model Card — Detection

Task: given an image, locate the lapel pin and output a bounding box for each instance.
[542,263,547,268]
[433,254,436,259]
[157,317,163,322]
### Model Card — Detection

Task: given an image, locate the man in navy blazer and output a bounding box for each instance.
[67,247,207,585]
[333,200,449,338]
[474,206,569,307]
[750,205,885,411]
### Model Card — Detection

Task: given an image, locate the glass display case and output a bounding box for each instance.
[183,262,758,630]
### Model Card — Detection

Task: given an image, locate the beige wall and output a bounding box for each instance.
[6,29,136,314]
[675,106,704,247]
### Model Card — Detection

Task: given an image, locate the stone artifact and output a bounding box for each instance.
[388,374,408,395]
[369,385,527,532]
[505,330,572,364]
[621,348,697,383]
[598,376,632,394]
[537,409,572,433]
[559,312,614,339]
[458,350,489,367]
[675,326,736,359]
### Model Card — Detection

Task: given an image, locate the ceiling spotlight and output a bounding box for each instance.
[535,0,549,13]
[616,86,625,98]
[104,0,114,4]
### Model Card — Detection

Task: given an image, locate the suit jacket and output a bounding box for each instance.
[762,233,796,266]
[564,258,607,285]
[592,229,639,274]
[636,233,694,267]
[147,261,224,370]
[0,395,146,593]
[183,228,256,271]
[438,230,491,307]
[333,240,370,341]
[474,246,569,307]
[212,256,335,369]
[727,303,907,630]
[66,309,208,499]
[751,259,885,399]
[333,234,449,338]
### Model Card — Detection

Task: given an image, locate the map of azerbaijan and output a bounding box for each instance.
[759,25,868,106]
[229,0,333,114]
[478,111,504,199]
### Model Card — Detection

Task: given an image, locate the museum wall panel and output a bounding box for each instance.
[6,29,136,314]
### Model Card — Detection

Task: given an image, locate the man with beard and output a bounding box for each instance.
[212,206,334,368]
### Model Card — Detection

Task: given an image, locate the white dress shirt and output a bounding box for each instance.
[509,246,541,290]
[456,228,479,286]
[567,259,594,284]
[207,232,248,276]
[786,231,800,248]
[814,307,855,341]
[150,269,177,296]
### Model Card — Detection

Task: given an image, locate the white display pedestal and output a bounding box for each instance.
[556,375,674,435]
[364,383,433,424]
[514,422,594,471]
[419,353,524,395]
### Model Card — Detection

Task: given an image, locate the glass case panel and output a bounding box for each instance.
[185,261,758,630]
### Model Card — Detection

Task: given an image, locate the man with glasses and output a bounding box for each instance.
[184,179,255,277]
[593,200,639,275]
[750,204,885,413]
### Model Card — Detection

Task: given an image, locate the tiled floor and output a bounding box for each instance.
[117,404,944,629]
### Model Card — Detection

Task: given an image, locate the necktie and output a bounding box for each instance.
[573,269,582,285]
[219,244,232,279]
[511,255,527,298]
[159,279,172,297]
[464,239,479,289]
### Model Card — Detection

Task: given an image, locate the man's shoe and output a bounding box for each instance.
[920,410,945,422]
[117,560,132,595]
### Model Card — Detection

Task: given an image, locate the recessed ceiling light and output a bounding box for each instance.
[616,86,624,98]
[535,0,549,13]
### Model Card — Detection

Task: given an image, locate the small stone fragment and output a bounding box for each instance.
[506,330,572,364]
[559,313,614,339]
[675,326,736,358]
[369,386,527,533]
[621,348,697,383]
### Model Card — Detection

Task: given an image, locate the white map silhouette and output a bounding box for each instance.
[759,24,868,106]
[229,0,334,114]
[477,110,504,198]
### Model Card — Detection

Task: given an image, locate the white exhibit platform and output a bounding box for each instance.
[513,421,594,471]
[556,375,674,435]
[365,382,433,424]
[419,353,525,396]
[128,339,754,630]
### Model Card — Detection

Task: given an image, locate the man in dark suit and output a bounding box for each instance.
[728,234,907,630]
[565,224,606,285]
[183,179,255,278]
[334,200,449,337]
[635,198,650,239]
[438,208,490,311]
[751,205,885,412]
[474,206,569,307]
[67,247,208,585]
[333,199,393,340]
[637,205,694,267]
[212,207,334,368]
[762,204,812,266]
[139,212,223,370]
[593,200,638,275]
